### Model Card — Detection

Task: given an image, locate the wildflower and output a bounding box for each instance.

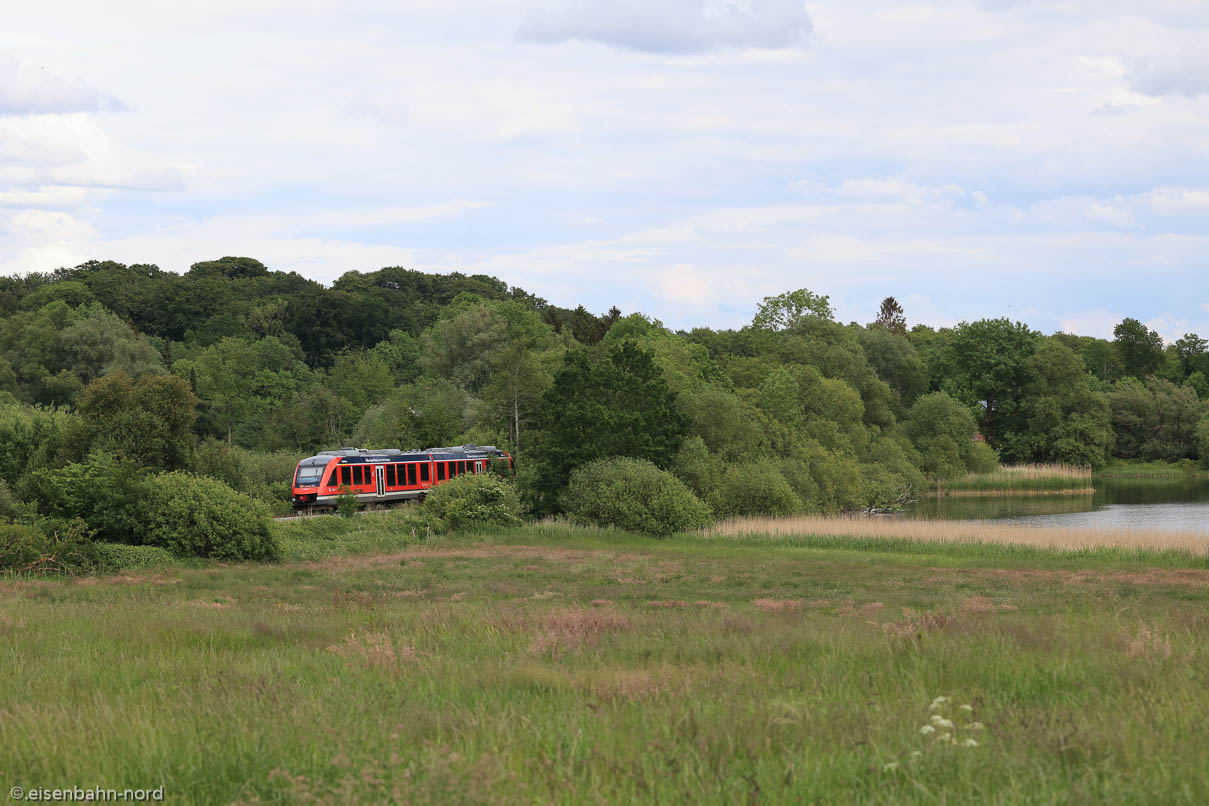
[883,762,900,772]
[930,716,955,729]
[908,751,923,761]
[929,696,951,710]
[959,704,974,713]
[963,739,979,748]
[938,733,952,744]
[969,722,985,731]
[919,725,935,735]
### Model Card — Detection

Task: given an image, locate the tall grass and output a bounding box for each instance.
[711,514,1209,555]
[937,463,1094,494]
[5,526,1209,803]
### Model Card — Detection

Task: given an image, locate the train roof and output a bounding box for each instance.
[301,445,508,464]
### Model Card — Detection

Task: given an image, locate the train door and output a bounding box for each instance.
[375,465,385,497]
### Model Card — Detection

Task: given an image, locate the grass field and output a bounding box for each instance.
[4,516,1209,804]
[936,464,1094,495]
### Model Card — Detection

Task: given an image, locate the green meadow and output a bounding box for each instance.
[3,515,1209,804]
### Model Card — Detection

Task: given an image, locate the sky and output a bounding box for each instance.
[2,0,1208,339]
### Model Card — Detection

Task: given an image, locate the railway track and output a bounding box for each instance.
[272,507,397,522]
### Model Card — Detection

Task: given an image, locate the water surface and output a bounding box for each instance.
[905,477,1209,532]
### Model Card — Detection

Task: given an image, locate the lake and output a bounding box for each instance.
[906,477,1209,532]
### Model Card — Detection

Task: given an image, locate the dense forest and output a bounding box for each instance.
[4,256,1209,561]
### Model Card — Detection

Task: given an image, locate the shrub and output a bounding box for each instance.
[21,452,145,543]
[95,543,176,571]
[336,486,360,518]
[0,479,28,521]
[191,438,248,490]
[712,460,802,519]
[562,457,711,537]
[423,473,522,531]
[0,402,75,485]
[139,472,278,561]
[1,519,100,575]
[192,442,296,513]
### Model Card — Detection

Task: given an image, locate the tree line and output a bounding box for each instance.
[3,257,1209,552]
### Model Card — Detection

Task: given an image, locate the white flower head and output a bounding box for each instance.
[969,722,985,731]
[908,750,923,760]
[883,761,900,772]
[930,714,945,725]
[930,716,955,729]
[929,696,951,710]
[959,704,974,713]
[938,732,953,743]
[963,739,979,748]
[919,725,936,735]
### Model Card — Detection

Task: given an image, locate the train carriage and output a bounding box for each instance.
[291,444,512,511]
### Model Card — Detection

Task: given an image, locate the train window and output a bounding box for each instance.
[340,466,351,486]
[420,463,429,483]
[325,468,338,487]
[460,461,468,475]
[354,466,364,485]
[406,464,416,485]
[386,465,396,486]
[436,463,446,481]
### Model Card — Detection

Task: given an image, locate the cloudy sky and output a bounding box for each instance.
[2,0,1208,337]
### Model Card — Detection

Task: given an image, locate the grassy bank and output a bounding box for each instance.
[934,464,1094,495]
[1098,458,1208,478]
[4,521,1209,803]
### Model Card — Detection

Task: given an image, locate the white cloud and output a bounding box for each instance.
[0,114,182,191]
[6,209,96,240]
[1145,313,1191,344]
[517,0,812,53]
[1057,309,1124,340]
[1083,200,1135,227]
[0,52,118,115]
[1129,42,1209,97]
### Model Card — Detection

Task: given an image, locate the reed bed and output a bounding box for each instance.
[938,463,1093,494]
[710,514,1209,555]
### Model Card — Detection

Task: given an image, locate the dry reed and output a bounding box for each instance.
[709,515,1209,554]
[937,464,1094,495]
[985,464,1092,479]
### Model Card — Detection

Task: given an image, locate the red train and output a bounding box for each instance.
[290,444,513,510]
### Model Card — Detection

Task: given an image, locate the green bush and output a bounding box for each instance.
[95,543,176,571]
[0,479,28,521]
[562,457,711,537]
[191,438,248,490]
[139,472,278,561]
[1,519,100,575]
[192,442,296,513]
[0,402,75,486]
[423,473,522,531]
[21,452,146,543]
[336,486,360,518]
[712,460,802,519]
